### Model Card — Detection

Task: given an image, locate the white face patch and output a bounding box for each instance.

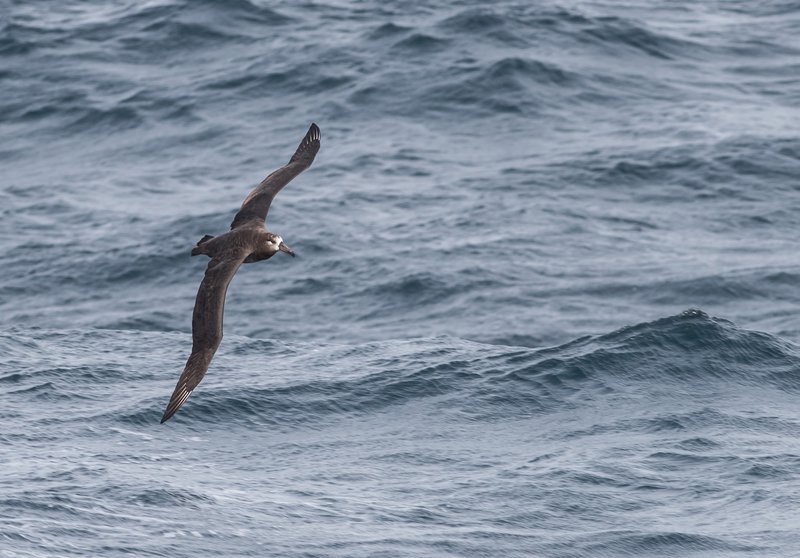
[266,235,282,250]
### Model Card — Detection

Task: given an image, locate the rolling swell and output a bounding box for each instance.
[5,310,789,429]
[0,310,800,444]
[2,314,799,556]
[4,298,797,430]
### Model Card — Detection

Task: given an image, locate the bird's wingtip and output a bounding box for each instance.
[160,408,175,424]
[160,386,192,424]
[288,123,321,164]
[308,122,320,141]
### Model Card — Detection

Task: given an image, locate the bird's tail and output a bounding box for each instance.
[191,235,215,256]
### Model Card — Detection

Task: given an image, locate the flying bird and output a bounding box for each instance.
[161,123,321,423]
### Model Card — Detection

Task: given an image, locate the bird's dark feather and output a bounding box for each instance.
[161,123,321,424]
[230,123,320,230]
[161,248,249,423]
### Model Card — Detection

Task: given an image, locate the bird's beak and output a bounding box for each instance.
[278,242,295,257]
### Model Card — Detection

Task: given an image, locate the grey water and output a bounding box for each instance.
[2,0,800,556]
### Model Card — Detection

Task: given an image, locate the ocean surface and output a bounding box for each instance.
[2,0,800,556]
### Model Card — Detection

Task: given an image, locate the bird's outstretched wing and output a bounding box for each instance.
[161,247,249,423]
[230,123,321,230]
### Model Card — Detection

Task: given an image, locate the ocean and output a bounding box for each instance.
[2,0,799,556]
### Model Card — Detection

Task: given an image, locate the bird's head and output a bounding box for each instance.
[267,234,295,257]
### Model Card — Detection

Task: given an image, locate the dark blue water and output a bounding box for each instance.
[2,1,800,556]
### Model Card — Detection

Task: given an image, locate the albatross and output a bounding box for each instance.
[161,123,321,423]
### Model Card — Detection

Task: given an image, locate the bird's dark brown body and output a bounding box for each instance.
[192,228,284,263]
[160,123,320,424]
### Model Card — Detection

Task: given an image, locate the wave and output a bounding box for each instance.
[135,310,800,425]
[578,136,800,192]
[578,16,702,60]
[577,530,762,555]
[4,310,795,428]
[346,54,583,118]
[3,0,792,142]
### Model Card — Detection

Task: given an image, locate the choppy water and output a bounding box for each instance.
[2,0,799,556]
